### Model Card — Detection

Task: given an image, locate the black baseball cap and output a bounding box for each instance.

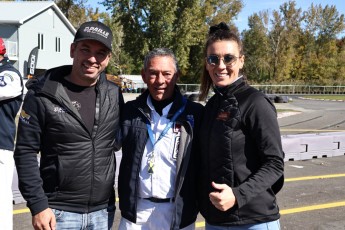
[74,21,113,51]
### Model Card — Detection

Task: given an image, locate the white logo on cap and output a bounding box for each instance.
[84,26,109,39]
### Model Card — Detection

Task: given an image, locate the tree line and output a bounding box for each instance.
[25,0,345,85]
[242,1,345,85]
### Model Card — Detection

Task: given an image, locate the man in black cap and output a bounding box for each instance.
[14,21,123,230]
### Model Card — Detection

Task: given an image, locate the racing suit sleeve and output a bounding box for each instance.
[0,69,22,101]
[14,91,48,216]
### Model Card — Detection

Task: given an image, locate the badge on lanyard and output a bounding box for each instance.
[146,97,187,174]
[148,154,155,174]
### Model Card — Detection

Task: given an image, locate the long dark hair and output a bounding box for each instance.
[199,22,244,101]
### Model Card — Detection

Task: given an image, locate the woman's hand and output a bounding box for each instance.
[209,181,237,211]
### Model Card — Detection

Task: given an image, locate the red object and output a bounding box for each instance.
[0,37,6,55]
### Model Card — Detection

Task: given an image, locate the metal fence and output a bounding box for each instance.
[177,84,345,95]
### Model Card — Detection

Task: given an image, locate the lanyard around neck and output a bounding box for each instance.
[146,97,187,147]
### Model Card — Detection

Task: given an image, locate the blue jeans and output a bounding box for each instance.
[52,206,115,230]
[206,220,280,230]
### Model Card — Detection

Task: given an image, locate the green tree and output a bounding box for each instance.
[268,1,302,83]
[243,1,345,85]
[301,3,345,84]
[335,37,345,84]
[100,13,134,75]
[55,0,87,27]
[242,11,271,83]
[102,0,243,81]
[55,0,108,28]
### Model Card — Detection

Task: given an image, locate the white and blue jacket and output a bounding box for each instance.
[0,57,23,151]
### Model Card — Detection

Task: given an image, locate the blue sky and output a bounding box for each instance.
[88,0,345,35]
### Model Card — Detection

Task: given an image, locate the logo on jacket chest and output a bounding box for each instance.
[54,106,67,113]
[0,73,14,87]
[172,122,182,159]
[19,109,31,124]
[53,101,81,113]
[216,109,241,129]
[216,111,231,121]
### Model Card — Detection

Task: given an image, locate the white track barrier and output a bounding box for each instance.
[282,132,345,161]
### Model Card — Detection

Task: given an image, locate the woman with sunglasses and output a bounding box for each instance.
[197,22,284,230]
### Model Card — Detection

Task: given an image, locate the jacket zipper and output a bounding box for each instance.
[88,84,101,212]
[133,107,151,220]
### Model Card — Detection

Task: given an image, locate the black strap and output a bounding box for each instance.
[143,197,175,203]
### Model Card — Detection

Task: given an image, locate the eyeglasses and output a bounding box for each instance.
[206,54,240,66]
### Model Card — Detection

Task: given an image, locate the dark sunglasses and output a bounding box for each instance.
[206,54,240,66]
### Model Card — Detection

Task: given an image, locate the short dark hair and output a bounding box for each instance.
[143,48,179,73]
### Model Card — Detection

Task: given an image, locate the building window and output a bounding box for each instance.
[55,37,61,52]
[38,33,44,50]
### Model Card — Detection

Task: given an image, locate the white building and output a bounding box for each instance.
[0,1,76,78]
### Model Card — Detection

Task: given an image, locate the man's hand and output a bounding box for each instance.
[32,208,56,230]
[209,181,237,211]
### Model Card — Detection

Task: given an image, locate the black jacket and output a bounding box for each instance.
[14,65,123,216]
[198,78,284,226]
[118,88,204,229]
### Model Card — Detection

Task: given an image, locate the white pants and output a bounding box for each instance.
[0,149,14,230]
[118,198,195,230]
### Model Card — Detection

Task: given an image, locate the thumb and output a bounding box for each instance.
[211,181,225,191]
